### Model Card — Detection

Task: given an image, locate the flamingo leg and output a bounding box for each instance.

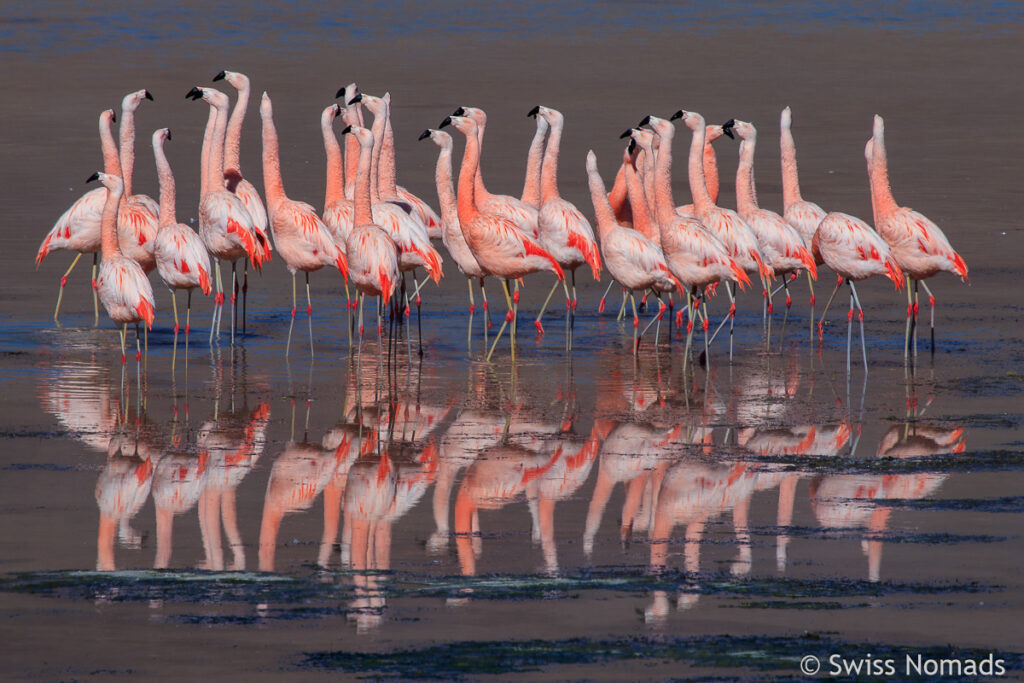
[171,290,179,374]
[569,270,577,352]
[92,253,99,327]
[850,280,867,372]
[598,279,615,314]
[242,260,248,336]
[904,275,913,363]
[534,279,559,335]
[119,324,127,365]
[630,294,639,355]
[479,278,492,333]
[912,280,920,361]
[230,261,237,346]
[53,252,82,324]
[344,279,353,349]
[209,258,222,345]
[807,270,815,342]
[306,271,314,358]
[616,287,628,322]
[185,290,192,361]
[512,279,520,362]
[286,272,296,357]
[920,279,936,356]
[816,276,843,341]
[485,280,513,363]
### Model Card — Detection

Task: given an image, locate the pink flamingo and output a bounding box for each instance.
[868,115,967,360]
[780,106,828,337]
[445,114,564,362]
[420,127,492,345]
[446,106,540,239]
[355,94,443,294]
[89,171,155,363]
[115,89,159,275]
[37,109,118,325]
[731,119,817,320]
[213,70,272,332]
[630,124,749,360]
[319,103,357,319]
[531,106,601,340]
[585,150,680,353]
[151,128,212,363]
[676,122,726,216]
[259,92,348,357]
[813,204,903,372]
[372,92,443,240]
[187,86,263,346]
[670,110,772,359]
[340,124,400,348]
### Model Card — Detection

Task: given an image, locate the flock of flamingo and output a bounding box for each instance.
[37,71,969,370]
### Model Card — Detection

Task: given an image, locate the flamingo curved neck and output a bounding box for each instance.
[780,124,803,208]
[735,136,759,215]
[259,105,286,211]
[540,116,562,204]
[119,109,136,197]
[869,131,899,218]
[353,138,374,227]
[322,116,345,209]
[153,140,177,227]
[686,118,714,216]
[225,81,249,175]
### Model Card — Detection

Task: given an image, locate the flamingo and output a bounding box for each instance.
[780,106,828,337]
[340,124,400,349]
[445,114,564,362]
[730,119,817,320]
[420,128,492,345]
[319,102,357,320]
[151,128,212,363]
[669,110,772,359]
[37,109,118,324]
[531,106,601,340]
[867,115,967,360]
[89,171,155,363]
[187,86,263,346]
[630,124,749,360]
[813,205,903,372]
[445,106,540,239]
[115,89,159,275]
[259,92,348,357]
[213,70,272,333]
[354,94,442,293]
[585,150,680,353]
[676,122,727,217]
[374,92,443,240]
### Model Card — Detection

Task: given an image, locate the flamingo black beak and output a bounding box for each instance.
[166,129,172,141]
[186,87,203,101]
[722,119,735,139]
[144,90,154,101]
[418,130,431,141]
[619,129,634,139]
[340,125,353,135]
[527,105,540,118]
[347,93,362,105]
[638,115,652,127]
[335,86,346,99]
[213,71,226,82]
[86,171,100,183]
[439,116,452,129]
[627,139,636,155]
[452,106,465,116]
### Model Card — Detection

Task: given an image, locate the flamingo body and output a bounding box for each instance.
[814,212,902,284]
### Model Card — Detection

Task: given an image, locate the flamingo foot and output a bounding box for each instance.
[768,303,774,314]
[847,309,854,322]
[810,294,815,306]
[785,296,792,307]
[469,304,475,314]
[687,320,694,333]
[306,303,312,316]
[858,309,864,322]
[633,317,639,329]
[513,291,520,304]
[534,320,544,335]
[598,297,606,313]
[185,324,190,335]
[173,322,180,335]
[91,278,98,291]
[929,295,935,308]
[290,306,297,318]
[675,310,685,328]
[506,311,514,323]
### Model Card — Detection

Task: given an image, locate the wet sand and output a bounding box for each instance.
[2,3,1023,680]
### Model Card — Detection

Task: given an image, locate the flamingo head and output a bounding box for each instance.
[86,171,124,195]
[100,108,116,126]
[440,114,476,139]
[419,128,453,151]
[152,127,171,148]
[121,88,153,113]
[780,106,793,130]
[872,114,885,140]
[641,114,674,139]
[213,70,249,92]
[533,105,562,127]
[706,124,725,143]
[670,110,705,132]
[731,120,756,142]
[585,149,599,175]
[321,103,341,128]
[452,106,486,128]
[335,82,359,103]
[341,124,374,151]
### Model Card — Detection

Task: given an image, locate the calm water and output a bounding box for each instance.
[2,3,1023,680]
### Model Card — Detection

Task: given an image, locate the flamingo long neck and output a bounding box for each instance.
[225,80,249,175]
[119,108,136,197]
[539,115,562,204]
[586,159,617,243]
[153,138,177,228]
[626,156,658,247]
[368,105,387,203]
[100,180,124,258]
[865,141,879,226]
[353,137,374,227]
[780,117,803,209]
[639,144,658,219]
[735,136,759,215]
[379,102,398,198]
[869,127,899,218]
[456,126,482,228]
[472,117,492,204]
[259,102,286,212]
[521,117,548,207]
[208,99,230,197]
[606,161,630,224]
[199,105,216,199]
[322,112,344,209]
[434,143,459,238]
[687,117,714,217]
[652,125,678,226]
[704,141,720,204]
[343,105,361,201]
[99,113,122,178]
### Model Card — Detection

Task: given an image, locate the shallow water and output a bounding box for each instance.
[2,3,1023,680]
